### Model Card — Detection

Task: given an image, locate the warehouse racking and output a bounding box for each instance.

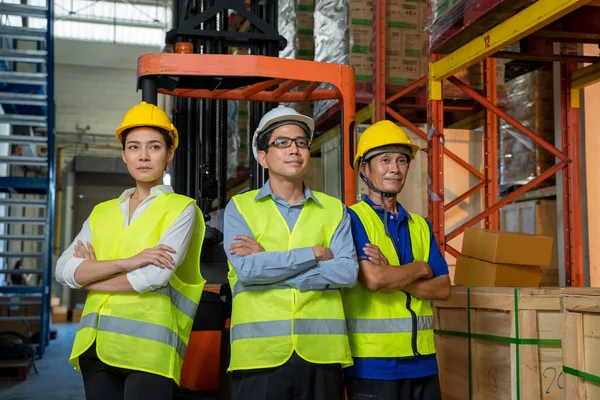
[347,0,600,287]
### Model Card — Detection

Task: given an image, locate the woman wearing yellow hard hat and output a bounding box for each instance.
[55,101,206,400]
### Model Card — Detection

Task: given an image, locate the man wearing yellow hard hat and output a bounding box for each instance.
[55,101,206,400]
[342,120,450,399]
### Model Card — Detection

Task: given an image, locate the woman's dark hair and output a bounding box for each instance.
[121,126,173,150]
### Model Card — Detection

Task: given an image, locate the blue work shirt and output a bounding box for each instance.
[346,196,449,380]
[222,180,358,292]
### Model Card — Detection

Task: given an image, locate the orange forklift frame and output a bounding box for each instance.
[137,53,357,206]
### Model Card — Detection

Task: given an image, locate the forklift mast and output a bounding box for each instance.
[168,0,281,221]
[137,0,357,284]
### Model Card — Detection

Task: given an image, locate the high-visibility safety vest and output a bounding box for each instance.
[342,200,435,358]
[69,193,206,384]
[227,189,353,371]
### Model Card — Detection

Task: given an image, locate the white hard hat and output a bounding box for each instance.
[251,105,315,160]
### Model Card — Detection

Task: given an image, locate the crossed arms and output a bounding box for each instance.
[223,200,359,292]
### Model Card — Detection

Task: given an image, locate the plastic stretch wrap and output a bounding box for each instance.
[278,0,297,60]
[227,101,241,180]
[313,0,349,121]
[499,69,554,192]
[428,0,539,49]
[427,0,465,46]
[278,0,315,118]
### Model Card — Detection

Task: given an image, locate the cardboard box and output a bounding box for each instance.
[3,319,41,338]
[51,295,60,307]
[461,227,553,267]
[468,61,506,90]
[388,0,421,29]
[350,23,373,51]
[24,295,41,317]
[387,28,426,58]
[402,30,427,58]
[454,256,541,287]
[8,296,25,317]
[297,35,314,59]
[350,53,373,83]
[52,305,68,323]
[350,0,373,21]
[386,56,421,86]
[296,10,314,35]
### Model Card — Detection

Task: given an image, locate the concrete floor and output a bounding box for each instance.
[0,323,85,400]
[0,323,220,400]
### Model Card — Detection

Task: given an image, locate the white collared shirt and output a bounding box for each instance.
[55,185,197,293]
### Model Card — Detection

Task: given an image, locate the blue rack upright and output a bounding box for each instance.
[0,0,55,356]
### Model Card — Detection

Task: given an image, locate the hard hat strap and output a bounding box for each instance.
[359,172,395,237]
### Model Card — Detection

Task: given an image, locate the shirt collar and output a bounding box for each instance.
[255,179,322,207]
[118,185,173,203]
[364,196,411,222]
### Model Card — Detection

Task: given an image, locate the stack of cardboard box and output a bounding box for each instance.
[51,295,67,323]
[296,0,315,61]
[454,228,553,287]
[386,0,428,89]
[0,294,42,337]
[348,0,428,93]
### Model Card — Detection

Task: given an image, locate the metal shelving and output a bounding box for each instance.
[0,0,56,355]
[424,0,599,287]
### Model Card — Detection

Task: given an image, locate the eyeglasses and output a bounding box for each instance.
[268,136,311,149]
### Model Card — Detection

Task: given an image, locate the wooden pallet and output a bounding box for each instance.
[434,287,565,400]
[562,291,600,399]
[0,359,31,381]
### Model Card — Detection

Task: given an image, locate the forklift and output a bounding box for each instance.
[137,0,356,397]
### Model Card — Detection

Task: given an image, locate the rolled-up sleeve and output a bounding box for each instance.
[126,203,198,294]
[55,218,91,289]
[286,208,359,291]
[223,200,316,285]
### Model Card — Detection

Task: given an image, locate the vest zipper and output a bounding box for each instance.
[404,291,420,357]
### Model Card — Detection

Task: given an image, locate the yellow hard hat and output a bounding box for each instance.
[116,101,179,150]
[353,120,420,170]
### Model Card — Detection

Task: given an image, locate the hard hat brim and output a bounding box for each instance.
[116,124,179,151]
[353,142,420,171]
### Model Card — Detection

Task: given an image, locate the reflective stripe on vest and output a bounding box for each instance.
[155,285,197,320]
[230,318,348,342]
[78,313,187,360]
[232,281,339,298]
[68,193,206,384]
[227,189,353,371]
[343,201,436,358]
[347,316,433,334]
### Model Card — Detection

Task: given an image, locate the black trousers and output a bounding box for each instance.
[345,375,442,400]
[231,352,345,400]
[79,343,176,400]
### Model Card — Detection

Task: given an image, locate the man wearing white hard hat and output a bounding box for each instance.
[222,105,359,400]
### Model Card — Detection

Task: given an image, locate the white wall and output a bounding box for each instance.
[55,39,162,137]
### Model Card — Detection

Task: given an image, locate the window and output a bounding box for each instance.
[0,0,171,46]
